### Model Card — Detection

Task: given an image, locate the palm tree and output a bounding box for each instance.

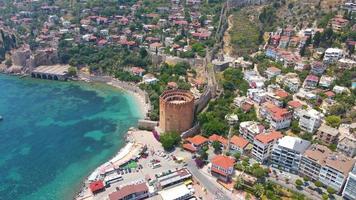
[234,178,244,190]
[253,183,265,198]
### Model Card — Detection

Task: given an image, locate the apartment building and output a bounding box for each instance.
[343,164,356,200]
[337,136,356,158]
[271,136,311,173]
[300,144,355,192]
[260,102,292,130]
[252,131,283,163]
[239,121,265,143]
[323,48,343,63]
[298,109,324,133]
[316,124,339,145]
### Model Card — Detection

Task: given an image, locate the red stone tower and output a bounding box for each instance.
[159,90,195,133]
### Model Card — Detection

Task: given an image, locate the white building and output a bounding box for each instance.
[343,164,356,200]
[247,88,266,104]
[252,131,283,163]
[271,136,311,173]
[338,136,356,158]
[323,48,343,62]
[277,73,301,93]
[319,75,334,88]
[239,121,265,143]
[298,109,324,133]
[159,184,192,200]
[333,85,350,94]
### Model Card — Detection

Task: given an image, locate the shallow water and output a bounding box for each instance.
[0,75,142,200]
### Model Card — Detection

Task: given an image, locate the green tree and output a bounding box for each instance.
[313,31,321,47]
[314,180,323,187]
[4,59,12,67]
[234,178,245,190]
[327,187,336,195]
[322,193,329,200]
[291,120,301,134]
[325,115,341,128]
[252,167,267,178]
[68,66,77,77]
[159,132,181,151]
[198,149,208,160]
[253,183,265,198]
[234,152,241,160]
[212,141,221,153]
[295,179,303,187]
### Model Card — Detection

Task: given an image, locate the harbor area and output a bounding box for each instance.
[31,65,70,80]
[76,130,208,200]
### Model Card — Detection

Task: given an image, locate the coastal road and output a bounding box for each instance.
[186,159,231,200]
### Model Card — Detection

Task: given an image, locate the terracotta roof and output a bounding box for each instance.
[209,134,228,145]
[306,75,319,82]
[324,91,335,97]
[211,155,235,169]
[275,90,289,98]
[108,183,148,200]
[89,180,105,193]
[255,131,283,144]
[187,135,208,146]
[230,135,249,149]
[167,82,178,88]
[183,143,197,152]
[288,100,302,108]
[267,66,281,73]
[262,102,291,121]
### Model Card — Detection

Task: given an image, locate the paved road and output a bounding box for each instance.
[186,159,231,200]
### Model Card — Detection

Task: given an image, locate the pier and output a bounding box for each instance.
[31,65,70,81]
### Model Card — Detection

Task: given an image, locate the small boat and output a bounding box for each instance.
[0,116,3,121]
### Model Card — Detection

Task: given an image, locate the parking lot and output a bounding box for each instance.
[92,131,193,199]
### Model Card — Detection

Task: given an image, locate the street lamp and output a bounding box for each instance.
[225,114,238,154]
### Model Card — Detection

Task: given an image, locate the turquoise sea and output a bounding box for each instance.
[0,74,143,200]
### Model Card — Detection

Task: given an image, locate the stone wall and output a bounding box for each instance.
[138,120,158,131]
[181,123,200,138]
[194,86,212,114]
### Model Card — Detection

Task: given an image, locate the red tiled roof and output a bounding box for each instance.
[230,136,249,149]
[167,82,178,88]
[187,135,208,146]
[306,75,319,82]
[275,90,289,98]
[263,102,291,121]
[131,67,145,74]
[183,143,197,152]
[324,91,335,97]
[108,183,148,200]
[288,100,302,108]
[267,66,281,73]
[255,131,283,144]
[211,155,235,169]
[89,180,105,193]
[209,134,228,146]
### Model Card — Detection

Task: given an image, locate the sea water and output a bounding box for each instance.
[0,74,142,200]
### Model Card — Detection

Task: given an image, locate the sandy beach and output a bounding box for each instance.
[78,73,150,118]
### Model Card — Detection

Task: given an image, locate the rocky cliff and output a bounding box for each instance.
[0,29,17,61]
